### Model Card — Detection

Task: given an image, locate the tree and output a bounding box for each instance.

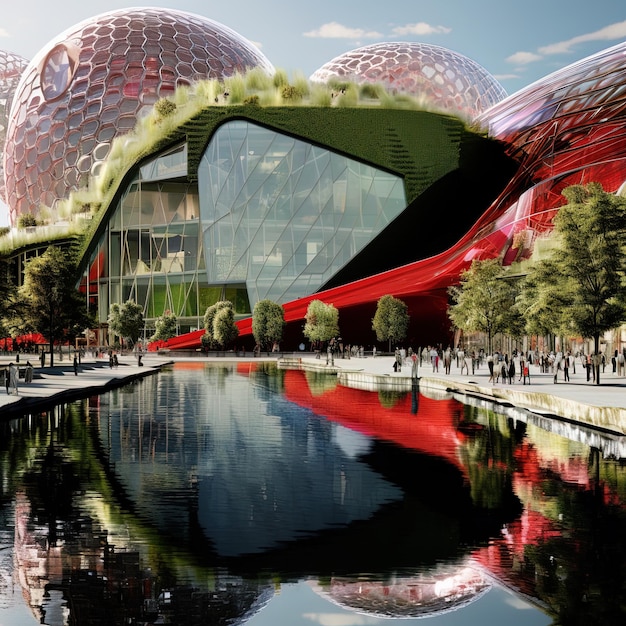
[515,258,570,350]
[448,258,521,355]
[213,304,239,350]
[0,257,17,333]
[252,299,285,352]
[151,311,178,342]
[303,300,339,346]
[521,183,626,383]
[19,245,91,367]
[203,301,239,350]
[108,300,144,350]
[372,295,410,352]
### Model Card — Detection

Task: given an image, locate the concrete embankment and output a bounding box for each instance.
[279,355,626,437]
[2,352,625,438]
[0,356,172,419]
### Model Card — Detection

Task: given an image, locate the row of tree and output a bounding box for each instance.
[6,183,617,368]
[448,183,626,384]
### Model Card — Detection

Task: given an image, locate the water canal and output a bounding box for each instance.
[0,361,624,625]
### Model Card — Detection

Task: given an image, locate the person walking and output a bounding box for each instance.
[499,359,508,384]
[4,365,9,394]
[487,353,495,383]
[25,361,33,383]
[563,355,570,381]
[8,362,18,395]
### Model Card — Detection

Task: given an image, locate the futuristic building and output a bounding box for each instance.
[78,105,514,344]
[3,7,273,225]
[0,50,29,205]
[3,8,626,349]
[310,41,507,120]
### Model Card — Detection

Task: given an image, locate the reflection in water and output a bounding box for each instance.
[0,361,624,624]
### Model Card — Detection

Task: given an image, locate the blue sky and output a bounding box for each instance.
[2,0,626,225]
[3,0,626,95]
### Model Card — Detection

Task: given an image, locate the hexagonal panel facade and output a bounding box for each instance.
[310,42,506,120]
[0,50,29,205]
[3,7,274,224]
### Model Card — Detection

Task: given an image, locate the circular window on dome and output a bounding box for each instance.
[40,43,79,100]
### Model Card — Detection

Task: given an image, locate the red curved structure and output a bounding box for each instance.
[162,40,626,350]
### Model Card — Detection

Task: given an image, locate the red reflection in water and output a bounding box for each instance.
[282,369,468,477]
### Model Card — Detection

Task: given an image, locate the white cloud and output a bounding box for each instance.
[391,22,451,36]
[506,51,543,65]
[493,73,520,81]
[303,22,382,40]
[539,20,626,55]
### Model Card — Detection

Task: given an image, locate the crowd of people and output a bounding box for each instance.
[404,345,626,385]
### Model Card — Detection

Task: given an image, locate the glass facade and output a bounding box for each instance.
[87,144,251,336]
[198,121,406,305]
[86,124,406,333]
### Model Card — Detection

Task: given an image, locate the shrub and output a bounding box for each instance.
[154,98,177,119]
[17,214,38,229]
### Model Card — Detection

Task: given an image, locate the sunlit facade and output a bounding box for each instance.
[4,8,626,348]
[3,7,273,225]
[86,120,407,336]
[199,121,406,306]
[0,50,29,206]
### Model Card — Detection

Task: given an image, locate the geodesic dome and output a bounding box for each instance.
[0,50,29,205]
[3,7,274,224]
[310,42,506,120]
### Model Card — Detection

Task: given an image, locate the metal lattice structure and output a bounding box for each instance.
[0,50,29,205]
[310,42,507,119]
[3,7,274,224]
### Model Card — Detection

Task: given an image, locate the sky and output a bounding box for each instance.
[1,0,626,224]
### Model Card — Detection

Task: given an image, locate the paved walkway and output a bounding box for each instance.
[288,353,626,436]
[1,352,624,435]
[0,353,172,418]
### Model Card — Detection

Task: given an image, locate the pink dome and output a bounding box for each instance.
[0,50,29,205]
[3,7,274,224]
[310,42,506,119]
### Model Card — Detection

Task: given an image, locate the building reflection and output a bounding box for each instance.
[1,362,625,623]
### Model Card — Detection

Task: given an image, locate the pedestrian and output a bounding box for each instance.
[73,355,79,376]
[508,358,515,384]
[522,361,531,385]
[563,354,570,381]
[8,362,18,395]
[4,365,9,395]
[487,353,494,383]
[25,361,33,383]
[395,347,402,372]
[553,353,561,383]
[500,360,508,384]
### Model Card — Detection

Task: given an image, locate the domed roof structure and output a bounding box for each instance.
[310,563,491,619]
[0,50,29,205]
[310,42,506,120]
[3,7,274,224]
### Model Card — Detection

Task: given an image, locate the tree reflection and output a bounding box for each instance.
[0,363,625,624]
